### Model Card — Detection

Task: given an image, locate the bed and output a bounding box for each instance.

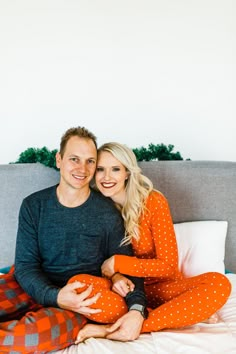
[0,161,236,353]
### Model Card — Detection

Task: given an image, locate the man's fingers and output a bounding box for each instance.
[73,284,94,302]
[106,319,121,333]
[67,281,86,291]
[79,306,102,314]
[105,320,126,341]
[70,282,99,300]
[80,292,101,307]
[106,331,127,341]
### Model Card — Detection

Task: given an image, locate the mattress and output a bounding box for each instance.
[57,273,236,354]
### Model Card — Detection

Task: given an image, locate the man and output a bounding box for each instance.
[0,127,146,353]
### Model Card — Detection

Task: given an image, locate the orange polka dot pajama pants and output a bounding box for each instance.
[142,272,231,332]
[69,272,231,334]
[68,274,128,323]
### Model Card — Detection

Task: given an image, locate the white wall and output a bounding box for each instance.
[0,0,235,163]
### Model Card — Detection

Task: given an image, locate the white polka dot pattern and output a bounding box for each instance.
[113,191,232,332]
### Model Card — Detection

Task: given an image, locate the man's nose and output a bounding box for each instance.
[77,161,87,172]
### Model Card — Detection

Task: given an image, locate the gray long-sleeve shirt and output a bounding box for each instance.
[15,186,146,309]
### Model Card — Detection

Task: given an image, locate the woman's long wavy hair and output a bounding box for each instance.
[97,142,153,245]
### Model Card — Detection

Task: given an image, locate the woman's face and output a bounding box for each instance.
[95,150,129,204]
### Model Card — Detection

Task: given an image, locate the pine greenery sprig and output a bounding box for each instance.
[13,146,58,170]
[133,143,185,161]
[12,143,188,169]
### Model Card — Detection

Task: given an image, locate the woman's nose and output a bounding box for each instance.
[104,171,111,180]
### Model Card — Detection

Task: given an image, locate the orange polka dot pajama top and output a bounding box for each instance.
[113,191,232,332]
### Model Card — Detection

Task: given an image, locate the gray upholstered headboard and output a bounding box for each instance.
[139,161,236,273]
[0,163,60,269]
[0,161,235,272]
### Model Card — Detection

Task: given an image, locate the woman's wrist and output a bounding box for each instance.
[110,272,120,282]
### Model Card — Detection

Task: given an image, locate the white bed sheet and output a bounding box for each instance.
[57,274,236,354]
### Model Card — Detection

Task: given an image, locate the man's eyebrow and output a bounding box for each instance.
[68,154,96,160]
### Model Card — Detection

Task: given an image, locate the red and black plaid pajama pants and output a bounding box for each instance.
[0,268,87,354]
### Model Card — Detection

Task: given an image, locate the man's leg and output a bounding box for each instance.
[0,268,38,321]
[0,307,87,353]
[0,269,87,353]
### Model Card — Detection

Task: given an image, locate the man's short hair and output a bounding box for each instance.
[59,126,97,156]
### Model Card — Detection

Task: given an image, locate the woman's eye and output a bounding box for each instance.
[113,167,120,172]
[96,167,104,172]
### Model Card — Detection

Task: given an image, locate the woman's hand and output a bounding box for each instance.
[111,273,135,297]
[101,255,115,278]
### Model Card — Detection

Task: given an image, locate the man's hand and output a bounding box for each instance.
[106,310,144,341]
[57,281,102,315]
[111,273,135,297]
[101,255,115,278]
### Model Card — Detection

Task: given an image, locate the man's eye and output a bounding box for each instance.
[88,160,96,164]
[70,158,78,162]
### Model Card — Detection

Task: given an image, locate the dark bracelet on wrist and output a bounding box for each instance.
[110,272,119,281]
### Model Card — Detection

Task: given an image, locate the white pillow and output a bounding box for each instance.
[174,221,227,277]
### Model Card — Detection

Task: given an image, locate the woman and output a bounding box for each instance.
[77,142,231,342]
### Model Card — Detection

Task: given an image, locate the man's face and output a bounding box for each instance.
[56,136,97,191]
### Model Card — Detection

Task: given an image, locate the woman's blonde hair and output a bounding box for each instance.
[97,142,153,245]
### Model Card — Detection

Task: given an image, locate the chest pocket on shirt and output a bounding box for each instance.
[70,234,104,265]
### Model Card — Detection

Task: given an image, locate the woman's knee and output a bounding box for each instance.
[205,272,232,299]
[68,274,110,291]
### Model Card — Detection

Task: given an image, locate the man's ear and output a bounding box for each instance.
[55,152,61,169]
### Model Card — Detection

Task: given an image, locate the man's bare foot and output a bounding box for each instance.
[75,323,110,344]
[203,313,220,324]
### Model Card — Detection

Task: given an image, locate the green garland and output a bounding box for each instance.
[133,143,185,161]
[13,147,59,170]
[13,143,188,170]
